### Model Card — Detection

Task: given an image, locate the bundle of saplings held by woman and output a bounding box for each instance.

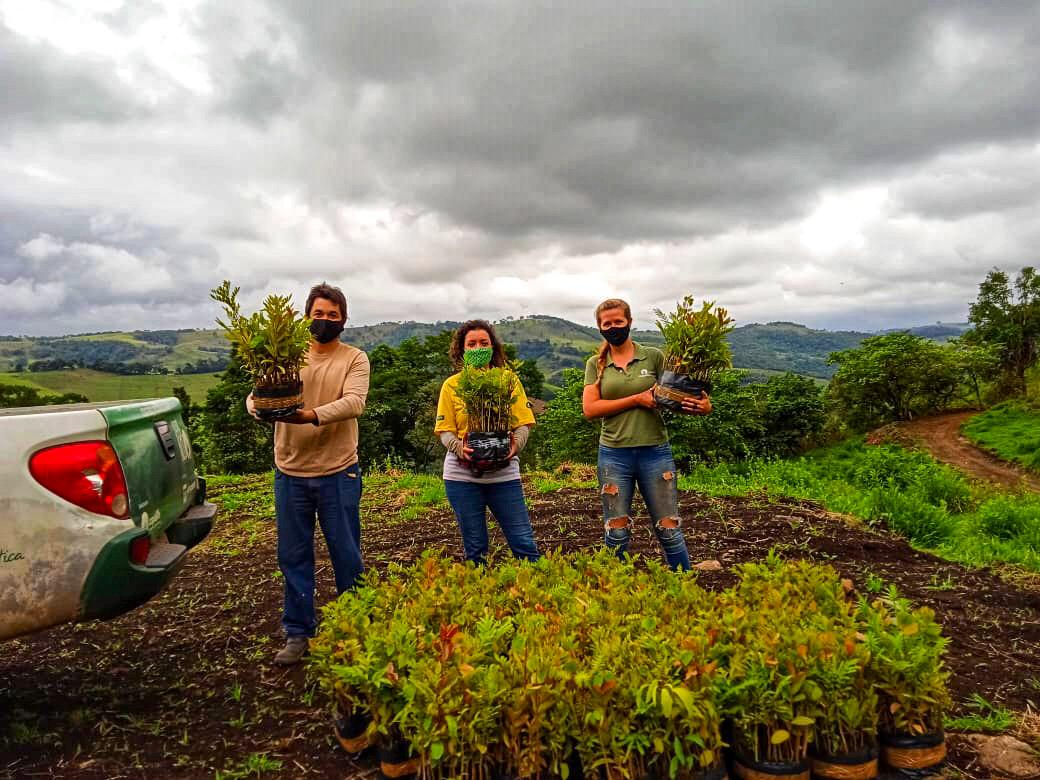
[211,280,312,420]
[455,365,519,471]
[653,296,734,413]
[434,320,541,566]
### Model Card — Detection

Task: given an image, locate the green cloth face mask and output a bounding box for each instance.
[463,347,493,368]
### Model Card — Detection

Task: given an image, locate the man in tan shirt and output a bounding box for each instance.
[247,282,370,665]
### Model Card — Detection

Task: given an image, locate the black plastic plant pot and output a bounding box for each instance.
[253,379,303,421]
[694,767,727,780]
[639,755,725,780]
[880,731,946,778]
[465,431,512,473]
[332,708,372,754]
[378,737,421,779]
[653,371,711,414]
[489,763,516,780]
[564,745,584,780]
[810,742,879,780]
[729,748,809,780]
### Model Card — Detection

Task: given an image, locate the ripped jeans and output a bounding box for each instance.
[597,443,691,572]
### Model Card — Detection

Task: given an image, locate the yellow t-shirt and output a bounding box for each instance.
[434,369,536,437]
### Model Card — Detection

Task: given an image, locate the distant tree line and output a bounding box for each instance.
[184,330,827,475]
[826,266,1040,431]
[0,383,87,409]
[181,333,546,475]
[10,336,229,375]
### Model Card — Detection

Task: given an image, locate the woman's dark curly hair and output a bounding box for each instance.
[449,319,509,370]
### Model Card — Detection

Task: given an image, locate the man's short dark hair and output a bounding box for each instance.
[305,282,348,319]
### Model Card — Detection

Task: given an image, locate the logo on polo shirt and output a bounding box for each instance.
[640,369,651,377]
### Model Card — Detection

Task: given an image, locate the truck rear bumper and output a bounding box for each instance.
[166,501,217,550]
[79,501,217,622]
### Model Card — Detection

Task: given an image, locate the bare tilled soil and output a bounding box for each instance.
[1,475,1038,779]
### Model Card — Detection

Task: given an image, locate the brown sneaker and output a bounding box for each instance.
[274,636,309,666]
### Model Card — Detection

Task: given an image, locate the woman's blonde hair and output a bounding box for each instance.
[593,298,633,383]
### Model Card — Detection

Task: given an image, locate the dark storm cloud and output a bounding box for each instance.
[0,26,143,129]
[3,0,1040,334]
[0,202,222,333]
[259,0,1040,247]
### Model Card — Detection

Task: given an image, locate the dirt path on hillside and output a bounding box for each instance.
[897,410,1040,492]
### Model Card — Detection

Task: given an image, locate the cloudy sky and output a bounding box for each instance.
[2,0,1039,336]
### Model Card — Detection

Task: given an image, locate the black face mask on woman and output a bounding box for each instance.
[599,325,631,347]
[310,318,345,344]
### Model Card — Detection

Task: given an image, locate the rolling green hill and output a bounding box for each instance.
[0,316,963,400]
[0,329,229,374]
[727,322,868,378]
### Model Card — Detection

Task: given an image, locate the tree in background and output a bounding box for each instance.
[0,383,87,408]
[527,368,600,466]
[666,371,762,466]
[197,350,274,474]
[172,386,206,464]
[826,334,960,430]
[504,343,545,400]
[966,267,1040,396]
[946,338,1001,409]
[359,333,454,471]
[753,373,826,456]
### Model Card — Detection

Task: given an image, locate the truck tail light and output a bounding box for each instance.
[29,441,131,519]
[129,536,151,565]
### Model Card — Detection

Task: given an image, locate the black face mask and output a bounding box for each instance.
[310,318,345,344]
[599,325,631,347]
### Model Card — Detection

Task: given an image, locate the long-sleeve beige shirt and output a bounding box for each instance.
[248,342,370,477]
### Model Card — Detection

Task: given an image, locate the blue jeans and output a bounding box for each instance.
[444,479,541,565]
[274,465,364,637]
[598,443,691,571]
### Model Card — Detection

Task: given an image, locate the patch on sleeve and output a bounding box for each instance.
[526,401,532,408]
[436,414,445,421]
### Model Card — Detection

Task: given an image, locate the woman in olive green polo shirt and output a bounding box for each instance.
[581,298,712,571]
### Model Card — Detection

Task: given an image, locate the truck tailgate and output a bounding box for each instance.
[101,399,199,534]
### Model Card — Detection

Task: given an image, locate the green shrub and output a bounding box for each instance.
[859,590,952,737]
[680,439,1040,573]
[972,494,1040,545]
[309,551,950,778]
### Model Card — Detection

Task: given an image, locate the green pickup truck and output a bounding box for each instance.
[0,398,215,641]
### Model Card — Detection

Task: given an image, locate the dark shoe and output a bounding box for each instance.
[274,636,309,666]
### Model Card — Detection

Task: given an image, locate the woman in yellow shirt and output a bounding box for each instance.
[435,320,541,564]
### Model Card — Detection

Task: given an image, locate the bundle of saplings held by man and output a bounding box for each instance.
[211,281,312,420]
[653,296,734,413]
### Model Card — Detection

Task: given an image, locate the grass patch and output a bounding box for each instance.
[679,438,1040,572]
[945,693,1017,733]
[363,471,448,521]
[215,752,283,779]
[963,401,1040,472]
[530,474,598,493]
[205,470,450,527]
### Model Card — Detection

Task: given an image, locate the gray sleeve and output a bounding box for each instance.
[439,430,464,456]
[512,424,531,452]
